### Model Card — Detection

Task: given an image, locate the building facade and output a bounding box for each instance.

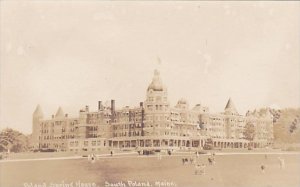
[32,70,274,152]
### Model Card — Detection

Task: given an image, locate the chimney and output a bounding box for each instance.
[98,101,102,111]
[85,105,89,112]
[140,102,143,108]
[111,100,115,113]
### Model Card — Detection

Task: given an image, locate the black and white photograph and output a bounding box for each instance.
[0,1,299,187]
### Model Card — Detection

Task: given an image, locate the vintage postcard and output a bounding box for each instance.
[0,1,299,187]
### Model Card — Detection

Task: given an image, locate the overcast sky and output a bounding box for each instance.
[0,1,299,134]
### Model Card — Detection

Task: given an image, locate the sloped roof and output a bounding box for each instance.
[33,104,43,118]
[224,98,238,114]
[55,107,64,118]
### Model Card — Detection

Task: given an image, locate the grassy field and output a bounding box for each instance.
[1,154,299,187]
[2,148,284,159]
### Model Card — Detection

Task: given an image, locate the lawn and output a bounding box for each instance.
[0,153,299,187]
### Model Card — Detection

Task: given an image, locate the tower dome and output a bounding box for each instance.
[176,98,189,109]
[147,70,165,91]
[178,98,188,105]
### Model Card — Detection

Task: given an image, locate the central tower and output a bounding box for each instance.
[143,70,171,136]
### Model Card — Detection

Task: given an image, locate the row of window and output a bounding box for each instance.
[113,131,142,137]
[147,105,169,111]
[41,128,75,133]
[40,121,78,128]
[113,123,143,130]
[40,135,75,140]
[147,96,167,102]
[70,148,105,152]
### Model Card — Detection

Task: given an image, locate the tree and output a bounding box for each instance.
[243,122,256,147]
[0,128,29,153]
[289,118,298,133]
[273,108,300,143]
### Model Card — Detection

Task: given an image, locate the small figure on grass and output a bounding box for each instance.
[157,152,162,160]
[278,157,285,169]
[182,158,188,165]
[195,164,206,175]
[194,164,201,175]
[211,153,216,165]
[190,157,195,164]
[91,154,96,163]
[260,164,266,174]
[208,156,213,165]
[195,151,199,159]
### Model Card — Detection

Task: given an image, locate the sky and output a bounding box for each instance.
[0,1,299,134]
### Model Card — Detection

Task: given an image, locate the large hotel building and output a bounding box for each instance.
[32,70,274,152]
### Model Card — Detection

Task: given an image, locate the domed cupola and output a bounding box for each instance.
[178,98,188,105]
[147,69,165,91]
[145,69,169,111]
[176,98,189,109]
